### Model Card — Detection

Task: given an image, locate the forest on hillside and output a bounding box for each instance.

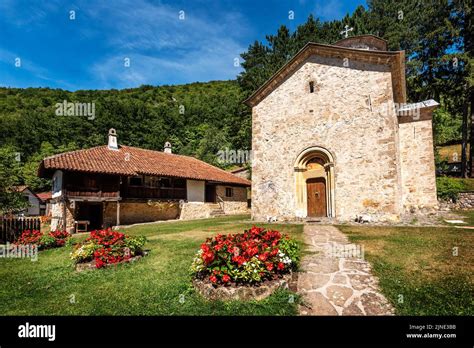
[0,0,472,212]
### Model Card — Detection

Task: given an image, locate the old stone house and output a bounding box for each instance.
[245,35,439,222]
[38,129,250,233]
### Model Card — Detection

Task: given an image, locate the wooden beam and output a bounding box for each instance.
[116,201,120,226]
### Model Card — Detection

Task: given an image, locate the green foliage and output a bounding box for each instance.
[279,237,300,268]
[40,234,57,249]
[123,235,147,255]
[21,142,78,192]
[436,176,465,201]
[433,108,463,145]
[0,146,29,214]
[70,241,98,264]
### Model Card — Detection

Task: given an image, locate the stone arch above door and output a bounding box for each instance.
[294,146,335,218]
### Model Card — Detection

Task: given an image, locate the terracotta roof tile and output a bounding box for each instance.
[40,145,250,186]
[36,192,52,201]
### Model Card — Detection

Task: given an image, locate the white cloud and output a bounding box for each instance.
[83,0,247,87]
[314,0,345,21]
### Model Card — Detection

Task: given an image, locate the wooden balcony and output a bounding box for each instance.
[122,187,186,200]
[63,188,120,199]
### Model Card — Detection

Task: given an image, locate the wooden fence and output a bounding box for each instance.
[0,217,41,243]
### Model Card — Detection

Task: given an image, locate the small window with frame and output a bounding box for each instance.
[225,187,233,198]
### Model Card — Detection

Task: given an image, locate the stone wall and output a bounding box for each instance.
[399,120,438,212]
[103,200,180,226]
[50,199,74,233]
[441,192,474,210]
[252,55,402,222]
[179,202,214,220]
[216,185,249,214]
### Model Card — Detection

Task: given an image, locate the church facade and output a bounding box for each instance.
[246,35,439,222]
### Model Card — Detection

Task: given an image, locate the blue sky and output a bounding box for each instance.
[0,0,367,90]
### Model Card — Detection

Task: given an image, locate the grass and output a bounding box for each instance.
[338,224,474,315]
[452,210,474,226]
[457,178,474,191]
[0,215,305,316]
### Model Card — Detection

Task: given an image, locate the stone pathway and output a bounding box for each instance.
[297,225,395,315]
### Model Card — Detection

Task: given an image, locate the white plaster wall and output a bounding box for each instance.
[186,180,205,202]
[23,190,40,215]
[52,170,63,198]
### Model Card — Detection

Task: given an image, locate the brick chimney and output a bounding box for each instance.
[164,141,172,154]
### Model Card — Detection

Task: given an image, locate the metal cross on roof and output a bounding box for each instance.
[340,25,354,38]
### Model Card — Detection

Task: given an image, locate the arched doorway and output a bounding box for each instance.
[294,147,335,218]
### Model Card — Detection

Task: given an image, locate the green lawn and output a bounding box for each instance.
[338,224,474,315]
[0,215,304,315]
[453,210,474,225]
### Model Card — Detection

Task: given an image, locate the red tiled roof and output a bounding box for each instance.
[37,192,52,201]
[39,145,250,186]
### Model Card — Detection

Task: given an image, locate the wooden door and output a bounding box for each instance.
[307,178,326,217]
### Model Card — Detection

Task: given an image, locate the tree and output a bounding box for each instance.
[0,146,29,214]
[22,142,78,192]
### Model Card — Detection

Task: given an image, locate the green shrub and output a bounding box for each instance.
[40,234,56,249]
[124,235,147,255]
[436,177,465,201]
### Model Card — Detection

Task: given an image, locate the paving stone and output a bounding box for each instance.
[304,257,340,274]
[297,225,395,316]
[332,274,348,285]
[360,292,394,315]
[342,300,365,315]
[297,273,330,291]
[326,285,353,307]
[348,274,377,290]
[343,260,371,273]
[303,292,338,315]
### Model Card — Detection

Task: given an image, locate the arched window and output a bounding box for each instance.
[309,81,315,93]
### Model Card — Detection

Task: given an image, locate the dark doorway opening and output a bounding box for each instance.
[76,202,103,231]
[205,184,216,203]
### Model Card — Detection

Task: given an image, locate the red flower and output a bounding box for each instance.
[202,251,215,264]
[266,262,274,271]
[277,262,285,270]
[222,274,231,283]
[209,275,218,283]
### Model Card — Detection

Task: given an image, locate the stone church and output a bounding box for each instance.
[245,35,439,222]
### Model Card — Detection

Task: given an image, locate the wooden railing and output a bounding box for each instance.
[216,195,225,211]
[0,216,41,243]
[63,188,120,198]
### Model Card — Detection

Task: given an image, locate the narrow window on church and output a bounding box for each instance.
[309,81,315,93]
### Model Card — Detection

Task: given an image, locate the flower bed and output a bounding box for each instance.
[71,228,147,270]
[191,226,299,300]
[14,230,71,250]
